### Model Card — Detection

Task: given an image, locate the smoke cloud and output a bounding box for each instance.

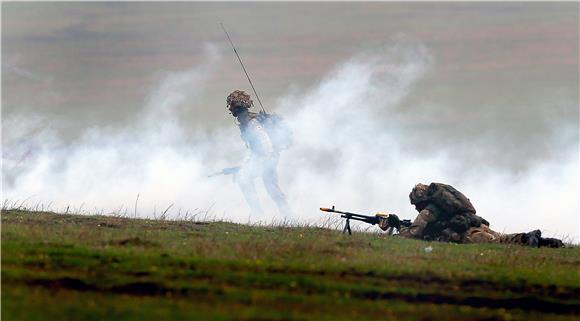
[3,41,578,242]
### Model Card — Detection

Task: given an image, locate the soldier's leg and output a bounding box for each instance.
[497,233,529,245]
[462,225,501,244]
[261,163,292,217]
[236,166,264,219]
[498,230,541,247]
[464,226,546,247]
[499,230,564,247]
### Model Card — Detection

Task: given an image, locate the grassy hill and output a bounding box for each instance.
[2,209,579,321]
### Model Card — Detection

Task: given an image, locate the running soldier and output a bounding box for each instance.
[380,183,563,247]
[226,90,293,218]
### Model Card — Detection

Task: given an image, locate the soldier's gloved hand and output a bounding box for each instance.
[387,214,401,230]
[377,216,390,231]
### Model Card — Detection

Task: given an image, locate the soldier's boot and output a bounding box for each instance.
[521,229,542,247]
[539,237,564,248]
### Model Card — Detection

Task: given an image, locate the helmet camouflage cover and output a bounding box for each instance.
[227,90,253,110]
[409,183,430,205]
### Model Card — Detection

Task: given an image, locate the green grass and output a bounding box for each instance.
[2,209,579,321]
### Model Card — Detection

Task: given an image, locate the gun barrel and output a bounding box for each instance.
[319,206,360,216]
[344,213,374,220]
[341,214,379,225]
[320,206,379,223]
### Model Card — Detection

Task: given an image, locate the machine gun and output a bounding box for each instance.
[320,206,411,235]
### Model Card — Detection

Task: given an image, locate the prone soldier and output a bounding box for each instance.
[380,183,564,248]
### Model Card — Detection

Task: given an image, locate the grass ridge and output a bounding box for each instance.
[2,209,580,321]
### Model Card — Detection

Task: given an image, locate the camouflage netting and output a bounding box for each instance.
[227,90,253,109]
[409,183,429,205]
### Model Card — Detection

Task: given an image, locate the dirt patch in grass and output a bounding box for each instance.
[29,277,97,292]
[23,273,580,315]
[355,288,580,315]
[111,237,159,247]
[111,282,172,295]
[261,266,580,302]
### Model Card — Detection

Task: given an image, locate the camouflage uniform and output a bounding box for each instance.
[462,225,528,244]
[398,183,562,247]
[227,90,292,218]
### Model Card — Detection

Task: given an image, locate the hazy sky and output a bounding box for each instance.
[4,2,577,136]
[2,2,579,239]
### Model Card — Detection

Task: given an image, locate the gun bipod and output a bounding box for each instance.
[341,215,352,235]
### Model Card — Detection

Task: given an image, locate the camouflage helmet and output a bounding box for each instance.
[409,183,430,205]
[227,90,253,110]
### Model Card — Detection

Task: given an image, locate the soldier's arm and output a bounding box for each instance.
[399,208,437,239]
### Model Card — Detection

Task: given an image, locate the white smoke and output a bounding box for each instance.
[3,41,578,241]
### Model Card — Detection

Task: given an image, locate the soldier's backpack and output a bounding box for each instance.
[427,183,476,219]
[256,112,293,152]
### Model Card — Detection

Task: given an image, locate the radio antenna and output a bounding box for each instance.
[220,23,266,113]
